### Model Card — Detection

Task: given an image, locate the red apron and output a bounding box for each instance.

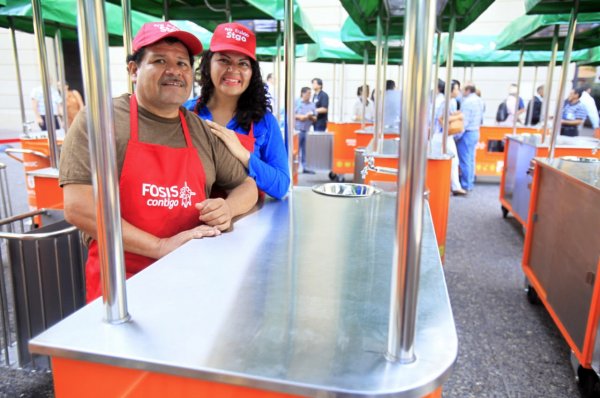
[85,95,207,302]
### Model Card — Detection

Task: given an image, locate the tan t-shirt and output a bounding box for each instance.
[59,93,247,197]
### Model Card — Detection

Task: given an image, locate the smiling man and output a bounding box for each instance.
[59,21,258,302]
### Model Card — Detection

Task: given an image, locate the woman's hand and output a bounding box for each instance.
[206,119,251,168]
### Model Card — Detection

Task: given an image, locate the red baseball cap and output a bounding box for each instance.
[133,21,203,55]
[210,22,256,60]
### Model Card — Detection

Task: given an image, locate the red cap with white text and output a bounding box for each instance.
[210,22,256,60]
[133,21,203,55]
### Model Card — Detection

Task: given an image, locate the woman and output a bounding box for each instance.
[184,23,290,200]
[351,84,374,122]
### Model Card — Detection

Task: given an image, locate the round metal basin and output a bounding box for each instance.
[312,183,381,197]
[561,156,600,163]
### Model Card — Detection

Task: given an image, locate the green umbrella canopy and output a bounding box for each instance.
[306,29,363,63]
[105,0,316,46]
[254,44,306,62]
[443,34,590,66]
[340,0,494,36]
[577,45,600,66]
[525,0,600,15]
[496,13,600,51]
[340,17,403,63]
[0,0,158,45]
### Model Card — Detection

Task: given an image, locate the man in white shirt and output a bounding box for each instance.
[579,85,599,132]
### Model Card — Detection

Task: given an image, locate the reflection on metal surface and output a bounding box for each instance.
[561,156,600,163]
[312,182,381,197]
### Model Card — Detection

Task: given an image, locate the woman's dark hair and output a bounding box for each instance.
[197,50,271,131]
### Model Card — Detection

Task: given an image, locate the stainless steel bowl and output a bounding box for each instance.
[312,183,381,197]
[561,156,600,163]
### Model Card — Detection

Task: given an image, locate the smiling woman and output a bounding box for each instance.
[184,22,290,200]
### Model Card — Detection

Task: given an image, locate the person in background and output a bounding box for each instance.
[351,84,374,122]
[295,87,316,174]
[455,84,484,192]
[60,21,258,302]
[502,83,525,126]
[475,87,485,124]
[432,79,464,196]
[265,72,276,111]
[525,85,544,126]
[560,88,588,137]
[311,77,329,131]
[31,82,62,131]
[185,22,290,200]
[579,84,599,132]
[58,81,85,128]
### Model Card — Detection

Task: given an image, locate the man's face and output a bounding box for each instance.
[451,84,460,98]
[312,80,321,91]
[568,90,579,103]
[301,90,311,101]
[129,41,192,117]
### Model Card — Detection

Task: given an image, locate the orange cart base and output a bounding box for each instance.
[33,175,63,209]
[52,357,443,398]
[476,126,537,179]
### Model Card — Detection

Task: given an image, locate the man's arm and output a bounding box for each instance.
[315,92,329,114]
[561,118,584,126]
[64,184,220,260]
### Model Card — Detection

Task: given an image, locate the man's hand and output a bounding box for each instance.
[206,120,251,167]
[155,225,221,259]
[196,198,233,231]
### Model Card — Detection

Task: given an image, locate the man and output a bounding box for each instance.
[455,84,483,192]
[30,82,63,131]
[311,78,329,132]
[526,85,544,125]
[499,84,525,126]
[59,21,258,301]
[265,73,276,111]
[560,87,588,137]
[579,85,599,132]
[295,87,316,174]
[383,79,402,127]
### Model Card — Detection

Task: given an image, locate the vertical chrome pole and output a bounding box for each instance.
[387,0,436,362]
[462,66,467,84]
[284,0,295,188]
[361,48,368,129]
[441,16,456,155]
[8,19,27,134]
[527,66,538,126]
[512,48,525,135]
[54,30,69,131]
[340,62,345,122]
[274,26,282,122]
[77,0,129,323]
[374,14,385,153]
[470,63,474,83]
[541,25,559,144]
[121,0,134,93]
[549,2,578,160]
[332,64,337,122]
[430,31,441,143]
[31,0,60,168]
[162,0,169,20]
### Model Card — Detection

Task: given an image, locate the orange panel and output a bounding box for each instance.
[52,357,444,398]
[292,132,299,186]
[33,175,63,209]
[364,157,451,261]
[328,122,364,175]
[476,126,537,178]
[20,138,53,210]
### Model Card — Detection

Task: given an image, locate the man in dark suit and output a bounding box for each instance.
[526,85,543,125]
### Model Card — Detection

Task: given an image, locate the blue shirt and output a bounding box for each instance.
[461,93,483,131]
[295,100,316,132]
[184,99,290,200]
[561,100,587,122]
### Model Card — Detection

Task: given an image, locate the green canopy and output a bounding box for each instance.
[0,0,158,45]
[339,17,403,63]
[105,0,316,46]
[496,13,600,51]
[445,34,590,66]
[525,0,600,15]
[254,45,306,62]
[578,46,600,66]
[306,29,363,63]
[340,0,494,36]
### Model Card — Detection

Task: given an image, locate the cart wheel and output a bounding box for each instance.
[526,285,541,305]
[335,174,346,183]
[578,365,600,398]
[328,171,337,181]
[501,205,509,218]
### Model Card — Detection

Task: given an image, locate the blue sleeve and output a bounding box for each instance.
[183,97,198,112]
[247,113,291,200]
[320,92,329,109]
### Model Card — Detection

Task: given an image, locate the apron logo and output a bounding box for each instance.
[142,182,196,210]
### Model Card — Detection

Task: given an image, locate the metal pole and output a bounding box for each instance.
[549,2,579,160]
[274,26,282,122]
[162,0,169,20]
[512,48,525,135]
[31,0,60,168]
[441,16,456,155]
[361,48,368,129]
[462,66,467,84]
[121,0,134,93]
[8,19,27,135]
[430,30,441,143]
[387,0,436,363]
[541,25,559,144]
[340,61,345,122]
[77,0,129,323]
[373,14,385,153]
[527,66,538,126]
[284,0,295,187]
[332,64,337,122]
[54,30,69,131]
[470,63,474,83]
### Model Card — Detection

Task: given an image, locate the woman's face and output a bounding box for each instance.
[210,51,253,100]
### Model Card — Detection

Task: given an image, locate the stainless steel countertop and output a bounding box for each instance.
[362,139,453,161]
[30,187,457,397]
[507,134,599,149]
[536,158,600,190]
